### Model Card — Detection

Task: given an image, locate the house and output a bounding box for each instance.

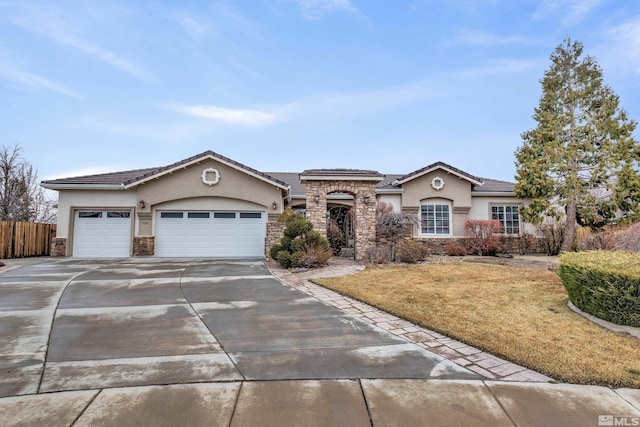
[41,150,534,260]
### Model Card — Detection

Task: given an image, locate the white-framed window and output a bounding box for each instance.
[491,205,521,235]
[420,200,451,236]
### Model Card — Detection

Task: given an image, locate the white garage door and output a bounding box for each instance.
[155,211,266,257]
[73,210,132,258]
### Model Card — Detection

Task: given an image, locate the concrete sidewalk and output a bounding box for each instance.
[1,378,639,426]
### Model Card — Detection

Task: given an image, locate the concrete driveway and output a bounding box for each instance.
[1,258,639,426]
[0,258,476,397]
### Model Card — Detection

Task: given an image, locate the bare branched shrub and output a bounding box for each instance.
[538,221,565,255]
[364,246,391,264]
[396,240,428,263]
[377,211,418,261]
[517,232,539,255]
[446,243,467,256]
[615,222,640,251]
[465,220,503,256]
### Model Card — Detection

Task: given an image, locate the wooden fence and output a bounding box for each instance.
[0,221,57,259]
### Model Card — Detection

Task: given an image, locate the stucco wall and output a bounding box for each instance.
[135,159,284,215]
[377,194,402,212]
[469,196,537,234]
[401,171,472,209]
[56,190,137,238]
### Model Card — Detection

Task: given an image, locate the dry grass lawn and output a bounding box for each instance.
[313,263,640,388]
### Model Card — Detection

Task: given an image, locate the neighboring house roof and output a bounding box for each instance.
[393,161,484,186]
[42,150,290,191]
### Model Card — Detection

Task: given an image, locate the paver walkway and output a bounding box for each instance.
[268,258,552,382]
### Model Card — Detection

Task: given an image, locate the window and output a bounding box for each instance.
[214,212,236,219]
[161,212,183,219]
[188,212,210,219]
[240,212,261,219]
[79,211,102,218]
[421,203,450,235]
[491,205,520,235]
[107,211,130,218]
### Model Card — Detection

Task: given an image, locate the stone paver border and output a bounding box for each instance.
[267,259,552,383]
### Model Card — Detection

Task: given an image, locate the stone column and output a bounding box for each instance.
[354,185,377,261]
[305,181,327,238]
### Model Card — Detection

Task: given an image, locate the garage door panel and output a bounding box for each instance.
[155,211,265,258]
[73,210,132,258]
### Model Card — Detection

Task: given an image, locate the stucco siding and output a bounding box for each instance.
[57,190,137,238]
[377,194,401,212]
[401,170,472,209]
[470,196,536,234]
[136,159,283,215]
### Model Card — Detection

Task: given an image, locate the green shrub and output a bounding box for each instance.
[396,240,428,263]
[558,251,640,327]
[269,243,283,260]
[272,213,331,269]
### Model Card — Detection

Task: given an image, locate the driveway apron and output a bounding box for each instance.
[0,259,476,397]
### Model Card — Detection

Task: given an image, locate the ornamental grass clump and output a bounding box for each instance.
[558,251,640,327]
[269,213,331,269]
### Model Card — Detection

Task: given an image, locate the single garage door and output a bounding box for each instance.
[73,210,132,257]
[155,211,266,257]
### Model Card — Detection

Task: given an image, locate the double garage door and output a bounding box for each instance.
[155,210,266,257]
[73,209,266,258]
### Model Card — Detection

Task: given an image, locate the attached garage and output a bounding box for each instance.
[73,210,132,258]
[154,210,266,257]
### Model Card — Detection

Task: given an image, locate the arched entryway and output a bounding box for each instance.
[299,169,383,261]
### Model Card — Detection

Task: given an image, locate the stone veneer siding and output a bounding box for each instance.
[305,180,378,261]
[265,222,286,259]
[376,232,547,256]
[50,237,66,257]
[133,236,155,256]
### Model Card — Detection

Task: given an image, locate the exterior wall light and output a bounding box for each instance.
[272,201,277,210]
[314,194,320,203]
[139,200,146,209]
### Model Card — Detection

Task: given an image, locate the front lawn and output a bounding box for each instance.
[312,263,640,388]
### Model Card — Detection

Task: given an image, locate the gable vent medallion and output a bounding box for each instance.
[201,168,221,186]
[431,176,445,191]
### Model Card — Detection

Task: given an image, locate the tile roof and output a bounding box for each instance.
[41,167,159,186]
[473,178,516,193]
[300,169,384,178]
[42,150,289,189]
[395,161,483,185]
[41,152,516,194]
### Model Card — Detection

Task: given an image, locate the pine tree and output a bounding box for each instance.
[515,38,640,252]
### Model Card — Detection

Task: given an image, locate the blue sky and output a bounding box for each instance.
[1,0,639,185]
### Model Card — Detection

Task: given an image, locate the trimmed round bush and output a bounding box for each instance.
[558,251,640,327]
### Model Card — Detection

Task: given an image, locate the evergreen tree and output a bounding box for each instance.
[515,38,640,252]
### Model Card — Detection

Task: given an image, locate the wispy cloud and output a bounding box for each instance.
[170,104,277,127]
[10,5,153,81]
[0,60,80,98]
[600,15,640,75]
[444,30,535,47]
[532,0,603,26]
[291,0,361,19]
